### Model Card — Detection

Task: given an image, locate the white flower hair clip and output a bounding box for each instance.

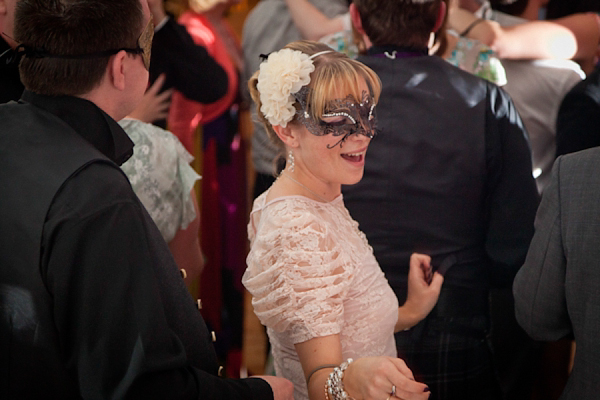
[257,49,331,127]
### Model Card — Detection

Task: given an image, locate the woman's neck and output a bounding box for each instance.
[279,169,341,203]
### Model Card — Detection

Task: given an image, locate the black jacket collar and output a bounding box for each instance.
[0,38,25,103]
[20,90,134,165]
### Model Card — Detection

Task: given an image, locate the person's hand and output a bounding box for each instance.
[343,357,430,400]
[128,74,173,123]
[396,253,444,331]
[254,375,294,400]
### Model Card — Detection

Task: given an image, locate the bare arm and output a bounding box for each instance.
[448,7,600,62]
[168,189,204,288]
[284,0,348,41]
[295,335,430,400]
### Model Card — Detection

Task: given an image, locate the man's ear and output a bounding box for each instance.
[272,124,299,148]
[349,3,365,36]
[0,0,7,15]
[433,1,447,33]
[108,50,127,91]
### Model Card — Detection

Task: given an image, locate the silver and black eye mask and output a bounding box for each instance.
[293,87,379,148]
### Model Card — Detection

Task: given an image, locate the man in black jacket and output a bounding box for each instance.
[0,0,292,399]
[344,1,539,399]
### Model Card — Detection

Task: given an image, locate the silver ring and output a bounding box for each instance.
[391,385,397,396]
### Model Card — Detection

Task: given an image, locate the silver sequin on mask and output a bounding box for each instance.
[293,87,379,148]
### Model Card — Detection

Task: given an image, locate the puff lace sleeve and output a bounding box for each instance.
[119,119,200,243]
[243,198,355,344]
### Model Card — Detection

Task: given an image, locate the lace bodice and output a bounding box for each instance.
[119,119,200,243]
[243,192,399,400]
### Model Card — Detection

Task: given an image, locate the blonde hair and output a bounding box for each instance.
[248,40,382,147]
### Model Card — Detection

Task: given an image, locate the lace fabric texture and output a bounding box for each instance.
[119,118,200,243]
[243,193,398,400]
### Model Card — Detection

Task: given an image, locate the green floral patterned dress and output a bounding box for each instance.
[446,32,507,86]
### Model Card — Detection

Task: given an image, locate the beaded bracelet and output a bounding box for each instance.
[325,358,354,400]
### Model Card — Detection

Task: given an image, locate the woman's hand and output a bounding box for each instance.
[396,253,444,332]
[128,74,173,123]
[344,357,430,400]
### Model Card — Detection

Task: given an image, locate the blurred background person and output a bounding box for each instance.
[165,0,249,378]
[279,0,507,86]
[451,0,599,73]
[129,0,229,128]
[450,0,591,194]
[119,116,204,289]
[555,65,600,156]
[168,0,242,155]
[282,0,360,58]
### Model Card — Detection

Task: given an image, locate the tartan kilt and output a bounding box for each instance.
[396,315,503,400]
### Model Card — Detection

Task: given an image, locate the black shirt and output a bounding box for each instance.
[150,16,228,104]
[0,91,272,399]
[555,66,600,157]
[0,38,24,103]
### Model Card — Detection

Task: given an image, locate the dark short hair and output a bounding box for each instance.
[15,0,144,96]
[353,0,442,48]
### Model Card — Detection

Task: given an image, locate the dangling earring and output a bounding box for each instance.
[287,150,295,172]
[428,31,436,53]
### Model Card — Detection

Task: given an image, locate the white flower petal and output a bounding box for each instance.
[257,49,315,127]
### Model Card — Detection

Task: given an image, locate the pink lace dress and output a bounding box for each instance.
[243,192,399,400]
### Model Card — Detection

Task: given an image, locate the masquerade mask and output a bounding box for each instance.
[293,86,379,149]
[9,17,154,70]
[136,17,154,70]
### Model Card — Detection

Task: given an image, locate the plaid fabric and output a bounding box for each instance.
[396,316,503,400]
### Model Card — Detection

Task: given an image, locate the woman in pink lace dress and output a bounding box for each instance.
[243,40,444,400]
